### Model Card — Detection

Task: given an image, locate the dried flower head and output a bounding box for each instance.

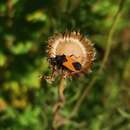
[46,31,95,81]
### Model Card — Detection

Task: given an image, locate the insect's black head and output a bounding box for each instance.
[49,54,67,67]
[72,62,82,70]
[55,55,67,64]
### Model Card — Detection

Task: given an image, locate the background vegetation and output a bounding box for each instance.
[0,0,130,130]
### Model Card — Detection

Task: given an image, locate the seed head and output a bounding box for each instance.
[46,31,96,80]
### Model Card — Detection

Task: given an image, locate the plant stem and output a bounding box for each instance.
[52,76,66,129]
[70,0,126,118]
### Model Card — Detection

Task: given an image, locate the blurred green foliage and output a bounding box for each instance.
[0,0,130,130]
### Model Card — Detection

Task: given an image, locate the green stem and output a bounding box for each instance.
[70,0,126,118]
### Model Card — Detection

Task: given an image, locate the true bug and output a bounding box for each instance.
[49,54,82,73]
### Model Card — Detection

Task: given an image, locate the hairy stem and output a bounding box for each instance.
[70,0,126,118]
[52,76,66,130]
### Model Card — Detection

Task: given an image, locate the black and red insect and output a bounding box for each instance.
[49,54,82,73]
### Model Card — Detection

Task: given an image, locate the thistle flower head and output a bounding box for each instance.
[46,31,95,79]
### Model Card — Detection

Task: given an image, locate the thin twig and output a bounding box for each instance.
[69,0,126,118]
[7,0,13,27]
